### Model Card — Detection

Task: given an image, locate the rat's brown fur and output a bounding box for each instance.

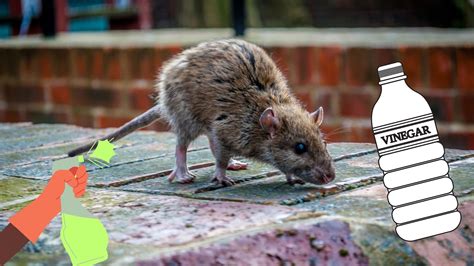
[69,39,335,185]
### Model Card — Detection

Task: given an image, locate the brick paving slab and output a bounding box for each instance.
[196,153,383,204]
[1,189,302,263]
[0,177,45,209]
[1,127,210,184]
[349,221,429,265]
[407,200,474,266]
[0,127,104,155]
[139,219,369,266]
[120,158,275,196]
[0,210,164,265]
[121,143,377,196]
[91,149,214,186]
[82,134,209,172]
[0,123,473,265]
[296,157,474,219]
[450,157,474,196]
[0,130,163,167]
[0,124,71,138]
[2,149,213,185]
[0,122,31,129]
[301,184,394,223]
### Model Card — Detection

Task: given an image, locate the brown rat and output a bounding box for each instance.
[68,39,335,186]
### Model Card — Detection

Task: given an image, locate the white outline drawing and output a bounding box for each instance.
[372,62,461,241]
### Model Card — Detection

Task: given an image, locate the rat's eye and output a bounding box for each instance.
[294,143,307,154]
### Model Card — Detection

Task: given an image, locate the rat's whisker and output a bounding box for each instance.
[325,127,351,135]
[321,127,352,142]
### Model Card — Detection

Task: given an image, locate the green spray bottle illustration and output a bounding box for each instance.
[52,140,116,265]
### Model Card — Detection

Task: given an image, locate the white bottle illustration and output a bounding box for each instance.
[372,62,461,241]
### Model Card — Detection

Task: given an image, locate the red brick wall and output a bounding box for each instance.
[1,44,473,149]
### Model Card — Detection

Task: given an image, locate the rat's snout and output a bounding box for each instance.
[291,159,336,185]
[311,162,336,185]
[320,167,336,184]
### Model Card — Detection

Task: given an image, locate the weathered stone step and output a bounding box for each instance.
[136,219,369,265]
[190,152,381,204]
[0,131,201,169]
[1,123,473,265]
[0,176,45,209]
[85,133,209,172]
[118,143,377,196]
[0,122,31,130]
[1,149,214,185]
[120,158,273,195]
[0,124,76,140]
[0,188,305,263]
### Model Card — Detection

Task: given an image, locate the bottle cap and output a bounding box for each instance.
[378,62,405,81]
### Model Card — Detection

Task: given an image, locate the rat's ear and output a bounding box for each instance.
[260,107,280,138]
[310,107,324,127]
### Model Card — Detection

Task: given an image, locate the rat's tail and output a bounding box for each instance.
[68,107,162,157]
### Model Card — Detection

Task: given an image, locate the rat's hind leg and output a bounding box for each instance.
[168,139,196,184]
[207,135,248,171]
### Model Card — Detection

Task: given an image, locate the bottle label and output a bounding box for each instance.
[373,113,439,156]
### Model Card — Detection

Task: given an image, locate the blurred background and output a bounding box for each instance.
[0,0,473,149]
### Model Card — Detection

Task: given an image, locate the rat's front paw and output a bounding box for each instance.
[286,176,306,186]
[168,169,196,184]
[211,174,236,186]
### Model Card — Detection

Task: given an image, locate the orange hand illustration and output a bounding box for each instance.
[6,166,88,241]
[42,165,89,201]
[1,165,89,264]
